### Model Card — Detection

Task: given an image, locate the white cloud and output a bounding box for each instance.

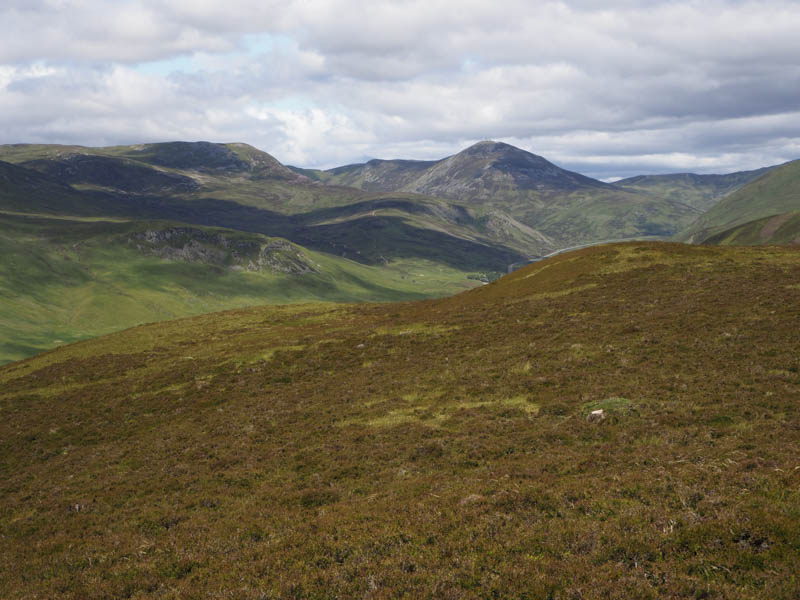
[1,0,799,177]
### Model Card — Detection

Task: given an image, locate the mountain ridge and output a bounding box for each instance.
[617,166,776,213]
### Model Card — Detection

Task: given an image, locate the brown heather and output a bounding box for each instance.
[1,242,799,599]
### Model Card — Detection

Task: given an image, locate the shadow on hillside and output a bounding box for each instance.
[77,191,524,271]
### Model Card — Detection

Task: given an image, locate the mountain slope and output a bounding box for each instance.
[2,140,712,260]
[702,211,800,246]
[678,159,800,243]
[403,140,610,197]
[0,212,481,365]
[0,143,528,364]
[0,159,107,216]
[617,167,774,213]
[1,242,799,598]
[306,141,607,195]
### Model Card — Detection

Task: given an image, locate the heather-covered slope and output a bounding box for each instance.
[2,242,798,598]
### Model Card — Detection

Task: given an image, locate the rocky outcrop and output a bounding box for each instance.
[131,227,318,275]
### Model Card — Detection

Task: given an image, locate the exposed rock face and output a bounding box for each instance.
[131,227,318,274]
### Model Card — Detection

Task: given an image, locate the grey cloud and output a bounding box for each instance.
[1,0,799,177]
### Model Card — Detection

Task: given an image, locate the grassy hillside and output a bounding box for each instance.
[0,213,479,365]
[617,167,774,213]
[678,159,800,243]
[702,211,800,246]
[2,242,799,598]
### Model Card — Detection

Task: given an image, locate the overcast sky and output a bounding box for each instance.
[2,0,799,179]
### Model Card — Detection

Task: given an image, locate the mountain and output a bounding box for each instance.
[300,141,607,195]
[300,141,704,245]
[2,242,799,598]
[3,140,711,260]
[0,142,529,265]
[0,141,303,182]
[678,159,800,243]
[1,151,507,364]
[401,140,611,196]
[617,167,774,213]
[2,143,542,364]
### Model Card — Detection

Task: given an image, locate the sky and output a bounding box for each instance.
[2,0,800,179]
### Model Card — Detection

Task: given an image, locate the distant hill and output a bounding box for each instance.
[677,159,800,243]
[3,140,718,258]
[299,141,608,195]
[0,141,304,182]
[300,141,702,245]
[2,242,799,597]
[702,211,800,246]
[617,167,775,213]
[0,212,480,364]
[0,142,528,268]
[295,158,436,191]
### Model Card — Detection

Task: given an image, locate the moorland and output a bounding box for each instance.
[1,241,799,598]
